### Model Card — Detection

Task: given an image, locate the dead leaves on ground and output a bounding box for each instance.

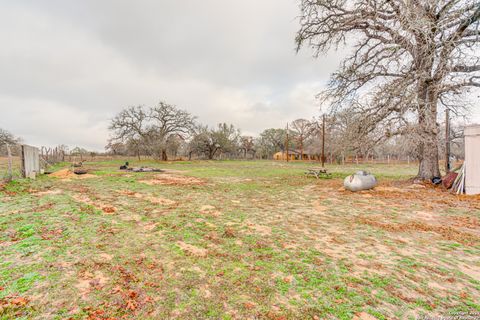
[40,227,63,240]
[69,260,161,318]
[0,296,30,315]
[109,264,157,314]
[357,216,479,245]
[0,296,29,307]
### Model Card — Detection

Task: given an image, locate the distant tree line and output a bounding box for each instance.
[105,101,466,162]
[0,101,466,165]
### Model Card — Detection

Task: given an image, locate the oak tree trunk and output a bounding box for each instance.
[417,136,440,180]
[416,82,441,180]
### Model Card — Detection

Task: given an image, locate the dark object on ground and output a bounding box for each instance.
[305,167,332,179]
[128,167,164,173]
[74,169,88,175]
[431,177,442,185]
[344,171,377,191]
[442,172,458,189]
[120,161,129,170]
[44,171,52,175]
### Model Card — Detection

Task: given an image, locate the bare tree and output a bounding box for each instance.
[257,128,292,158]
[56,144,69,161]
[70,147,89,162]
[189,125,219,160]
[105,140,126,156]
[189,123,240,159]
[0,128,17,146]
[0,128,21,157]
[150,102,196,160]
[165,134,184,160]
[239,136,255,158]
[109,105,150,154]
[290,119,313,160]
[109,101,196,160]
[126,138,147,160]
[296,0,480,179]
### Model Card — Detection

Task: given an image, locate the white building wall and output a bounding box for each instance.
[465,125,480,195]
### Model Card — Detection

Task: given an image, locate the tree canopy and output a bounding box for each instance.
[296,0,480,179]
[109,101,196,160]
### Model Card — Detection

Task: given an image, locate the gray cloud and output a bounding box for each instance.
[0,0,343,150]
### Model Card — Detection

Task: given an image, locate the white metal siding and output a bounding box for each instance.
[22,145,40,179]
[465,125,480,195]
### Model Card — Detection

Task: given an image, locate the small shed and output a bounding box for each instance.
[465,125,480,195]
[273,151,296,161]
[273,150,319,161]
[21,145,40,179]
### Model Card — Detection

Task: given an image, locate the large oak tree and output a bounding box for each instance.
[296,0,480,179]
[109,101,196,160]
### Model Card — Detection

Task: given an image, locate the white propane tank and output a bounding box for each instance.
[344,171,377,192]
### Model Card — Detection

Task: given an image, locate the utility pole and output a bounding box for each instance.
[445,108,450,173]
[285,123,289,162]
[321,114,326,168]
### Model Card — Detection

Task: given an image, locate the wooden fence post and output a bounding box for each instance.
[6,144,13,181]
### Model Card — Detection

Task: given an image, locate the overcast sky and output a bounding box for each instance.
[0,1,478,151]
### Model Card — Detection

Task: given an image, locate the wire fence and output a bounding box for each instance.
[0,156,23,182]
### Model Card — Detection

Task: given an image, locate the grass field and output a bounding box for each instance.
[0,160,479,319]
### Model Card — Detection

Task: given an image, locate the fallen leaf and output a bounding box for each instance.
[10,297,29,306]
[125,299,137,311]
[102,206,116,214]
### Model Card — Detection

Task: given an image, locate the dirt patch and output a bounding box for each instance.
[147,197,176,205]
[199,205,221,217]
[353,312,377,320]
[357,216,479,245]
[248,223,272,236]
[451,216,480,229]
[142,222,158,232]
[98,253,114,261]
[177,241,208,257]
[75,270,109,299]
[71,194,117,214]
[139,174,204,186]
[35,189,63,196]
[313,200,328,213]
[116,190,176,206]
[50,169,96,180]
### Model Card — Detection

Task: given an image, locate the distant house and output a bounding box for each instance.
[273,150,319,161]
